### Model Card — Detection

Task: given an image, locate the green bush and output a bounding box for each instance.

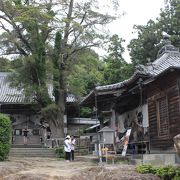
[136,164,156,174]
[172,167,180,180]
[0,113,12,161]
[136,164,180,180]
[55,147,65,158]
[155,166,176,180]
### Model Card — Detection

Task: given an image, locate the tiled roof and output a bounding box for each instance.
[146,52,180,76]
[0,72,76,104]
[0,72,30,104]
[81,41,180,104]
[95,53,180,93]
[96,81,126,91]
[93,65,150,93]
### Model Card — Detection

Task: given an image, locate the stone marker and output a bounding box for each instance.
[173,134,180,157]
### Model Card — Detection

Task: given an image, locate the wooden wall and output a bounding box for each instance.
[147,71,180,150]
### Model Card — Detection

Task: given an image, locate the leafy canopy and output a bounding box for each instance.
[128,0,180,66]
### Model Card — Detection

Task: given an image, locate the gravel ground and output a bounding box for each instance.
[0,157,160,180]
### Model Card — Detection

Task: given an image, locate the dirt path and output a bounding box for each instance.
[0,157,160,180]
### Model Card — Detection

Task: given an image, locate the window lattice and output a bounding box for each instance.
[157,97,169,137]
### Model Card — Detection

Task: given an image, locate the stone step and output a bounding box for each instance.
[11,144,42,148]
[9,148,56,158]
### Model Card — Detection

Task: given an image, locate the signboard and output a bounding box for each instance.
[122,129,132,156]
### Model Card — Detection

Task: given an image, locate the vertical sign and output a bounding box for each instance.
[122,129,132,157]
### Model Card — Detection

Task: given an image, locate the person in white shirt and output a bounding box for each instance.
[71,135,76,161]
[23,128,29,145]
[64,135,71,161]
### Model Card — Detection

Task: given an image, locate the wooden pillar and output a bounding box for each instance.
[111,109,116,130]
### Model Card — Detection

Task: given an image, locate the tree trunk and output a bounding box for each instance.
[49,0,74,138]
[56,88,66,138]
[48,116,64,138]
[51,66,66,138]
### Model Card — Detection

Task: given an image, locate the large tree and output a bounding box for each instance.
[67,48,104,97]
[0,0,54,106]
[0,0,120,137]
[128,0,180,66]
[103,34,133,84]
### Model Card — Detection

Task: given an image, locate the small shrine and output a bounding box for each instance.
[98,126,115,145]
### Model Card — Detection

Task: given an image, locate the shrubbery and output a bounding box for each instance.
[55,147,65,159]
[0,113,12,161]
[136,164,180,180]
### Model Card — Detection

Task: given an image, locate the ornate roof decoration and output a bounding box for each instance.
[157,33,179,58]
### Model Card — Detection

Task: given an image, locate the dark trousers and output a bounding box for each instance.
[71,150,74,161]
[65,152,70,161]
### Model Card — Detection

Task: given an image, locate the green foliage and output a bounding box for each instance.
[107,34,125,60]
[67,49,104,97]
[8,58,52,107]
[155,166,178,180]
[52,31,62,103]
[0,58,10,72]
[128,20,161,67]
[55,147,65,159]
[136,164,180,180]
[103,34,133,84]
[0,58,23,72]
[136,164,156,174]
[103,59,133,84]
[41,103,58,121]
[0,113,12,161]
[0,1,54,107]
[174,167,180,179]
[80,107,92,118]
[128,0,180,66]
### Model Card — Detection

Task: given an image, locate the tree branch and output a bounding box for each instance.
[69,43,99,56]
[0,11,32,52]
[63,0,74,46]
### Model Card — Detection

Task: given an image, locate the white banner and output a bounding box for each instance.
[122,129,132,156]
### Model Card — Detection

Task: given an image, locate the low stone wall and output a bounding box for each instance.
[143,154,180,166]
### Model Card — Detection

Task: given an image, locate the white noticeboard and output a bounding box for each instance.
[121,129,132,157]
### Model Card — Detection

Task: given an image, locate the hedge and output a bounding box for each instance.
[136,164,180,180]
[0,113,12,161]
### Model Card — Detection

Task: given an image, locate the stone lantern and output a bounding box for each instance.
[98,126,115,148]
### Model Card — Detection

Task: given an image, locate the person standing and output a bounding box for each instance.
[71,135,76,161]
[23,128,29,145]
[64,135,71,162]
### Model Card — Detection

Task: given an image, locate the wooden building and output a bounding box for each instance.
[81,35,180,152]
[145,57,180,150]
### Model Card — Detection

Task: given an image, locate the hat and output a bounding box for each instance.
[66,135,70,139]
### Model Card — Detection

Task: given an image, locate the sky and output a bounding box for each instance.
[100,0,165,62]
